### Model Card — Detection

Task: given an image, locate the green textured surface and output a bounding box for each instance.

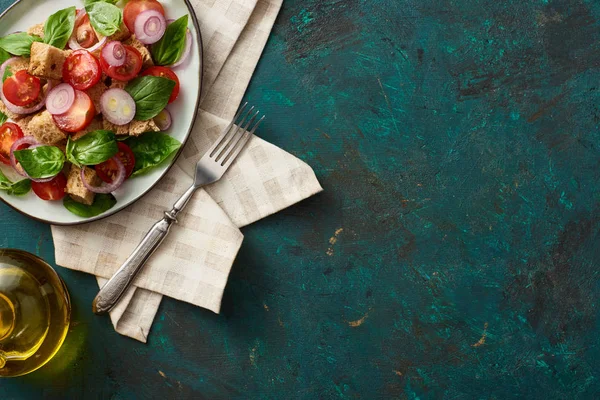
[2,0,600,398]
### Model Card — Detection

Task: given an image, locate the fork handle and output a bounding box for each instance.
[92,185,198,315]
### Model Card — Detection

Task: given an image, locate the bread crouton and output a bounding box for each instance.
[8,57,30,74]
[129,119,160,136]
[28,42,67,81]
[109,80,128,90]
[102,117,130,135]
[124,36,153,69]
[66,165,99,206]
[27,23,45,39]
[106,22,131,42]
[14,115,34,136]
[0,101,23,121]
[85,82,107,115]
[28,110,67,144]
[72,117,103,141]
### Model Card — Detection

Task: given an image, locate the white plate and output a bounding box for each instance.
[0,0,202,225]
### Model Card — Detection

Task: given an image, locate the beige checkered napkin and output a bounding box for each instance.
[51,0,323,342]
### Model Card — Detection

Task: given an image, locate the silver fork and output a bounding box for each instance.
[92,103,265,315]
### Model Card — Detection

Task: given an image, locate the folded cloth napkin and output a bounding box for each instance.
[51,0,323,342]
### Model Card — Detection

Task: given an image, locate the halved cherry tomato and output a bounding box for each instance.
[2,70,41,106]
[124,0,165,33]
[141,66,180,103]
[75,14,98,48]
[31,173,67,201]
[63,50,101,90]
[95,142,136,183]
[53,90,96,133]
[100,45,143,82]
[0,122,23,165]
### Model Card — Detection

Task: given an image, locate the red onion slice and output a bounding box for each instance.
[102,41,127,67]
[9,136,38,177]
[46,83,75,115]
[100,88,136,125]
[68,10,107,52]
[154,109,172,131]
[171,30,193,69]
[0,58,54,115]
[134,9,167,45]
[80,159,125,193]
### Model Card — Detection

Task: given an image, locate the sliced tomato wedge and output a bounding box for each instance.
[124,0,165,33]
[141,66,180,103]
[100,45,143,82]
[0,122,24,165]
[63,50,102,91]
[53,90,96,133]
[31,173,67,201]
[75,14,98,48]
[2,70,41,106]
[95,142,135,183]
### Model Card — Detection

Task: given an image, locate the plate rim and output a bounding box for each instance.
[0,0,203,226]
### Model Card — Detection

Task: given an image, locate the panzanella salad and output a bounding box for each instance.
[0,0,192,217]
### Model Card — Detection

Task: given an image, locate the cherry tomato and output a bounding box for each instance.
[0,122,23,165]
[2,70,41,106]
[95,142,135,183]
[31,173,67,201]
[63,50,101,91]
[53,90,96,133]
[75,14,98,48]
[141,66,180,103]
[100,45,143,82]
[124,0,165,33]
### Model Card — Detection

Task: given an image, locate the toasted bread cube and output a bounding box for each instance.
[28,110,67,144]
[72,117,103,141]
[103,118,130,135]
[107,22,131,42]
[85,82,107,115]
[28,42,67,80]
[14,115,34,136]
[66,165,99,206]
[124,36,153,69]
[8,57,30,74]
[129,119,160,136]
[27,23,45,39]
[0,101,23,121]
[109,80,128,90]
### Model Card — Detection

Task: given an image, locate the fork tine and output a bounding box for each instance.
[221,115,266,168]
[207,102,249,158]
[214,107,256,162]
[220,111,260,162]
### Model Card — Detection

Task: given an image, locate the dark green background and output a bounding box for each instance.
[2,0,600,398]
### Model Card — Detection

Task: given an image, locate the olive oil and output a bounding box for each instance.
[0,249,70,377]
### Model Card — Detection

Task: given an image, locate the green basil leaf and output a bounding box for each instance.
[0,111,7,125]
[13,146,65,179]
[2,67,12,83]
[0,169,30,196]
[85,2,122,36]
[0,32,43,56]
[66,130,118,167]
[0,169,10,187]
[151,15,188,66]
[125,76,175,121]
[63,193,117,217]
[7,179,31,196]
[43,7,76,50]
[0,47,10,66]
[126,132,181,176]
